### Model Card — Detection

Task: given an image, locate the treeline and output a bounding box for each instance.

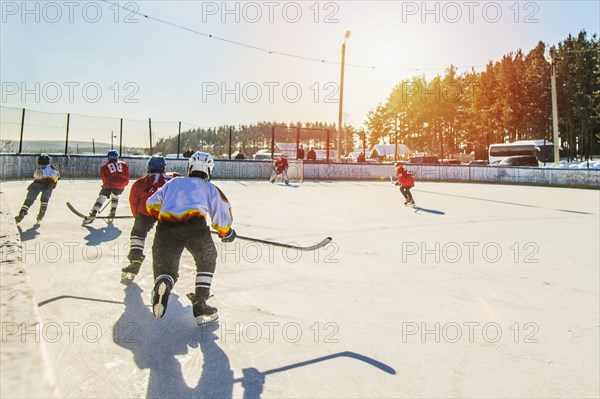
[365,30,599,160]
[153,121,341,157]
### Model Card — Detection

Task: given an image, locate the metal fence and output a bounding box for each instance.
[0,106,198,156]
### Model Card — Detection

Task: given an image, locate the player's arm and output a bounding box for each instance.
[100,165,109,185]
[50,165,60,181]
[208,185,234,238]
[129,179,143,216]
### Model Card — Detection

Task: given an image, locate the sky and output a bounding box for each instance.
[1,0,599,142]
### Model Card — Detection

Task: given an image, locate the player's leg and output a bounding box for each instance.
[36,188,54,222]
[283,168,289,185]
[400,187,409,204]
[151,221,184,319]
[185,219,219,325]
[108,189,123,220]
[407,187,415,205]
[15,185,40,223]
[122,214,157,281]
[83,188,110,224]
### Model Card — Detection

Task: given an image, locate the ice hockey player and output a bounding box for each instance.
[270,154,289,184]
[146,151,235,325]
[395,162,416,206]
[14,154,60,224]
[121,156,179,282]
[82,150,130,225]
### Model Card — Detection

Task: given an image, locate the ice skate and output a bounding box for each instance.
[14,212,25,223]
[120,256,145,283]
[82,211,96,226]
[107,209,116,222]
[187,293,218,326]
[151,275,174,319]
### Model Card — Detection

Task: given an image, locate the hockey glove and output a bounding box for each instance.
[221,229,236,242]
[394,181,400,186]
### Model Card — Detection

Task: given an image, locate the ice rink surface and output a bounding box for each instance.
[3,179,599,398]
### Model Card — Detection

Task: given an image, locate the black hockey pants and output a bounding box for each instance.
[152,218,218,299]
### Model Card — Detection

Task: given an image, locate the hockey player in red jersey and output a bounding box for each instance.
[121,156,179,282]
[395,162,416,206]
[14,154,60,224]
[146,151,235,325]
[270,155,289,184]
[83,150,130,225]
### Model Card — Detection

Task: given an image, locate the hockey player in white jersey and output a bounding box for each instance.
[14,154,60,224]
[146,151,235,326]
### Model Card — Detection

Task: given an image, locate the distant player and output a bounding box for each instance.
[121,156,179,282]
[14,154,60,224]
[83,150,130,225]
[395,162,415,206]
[146,151,235,325]
[270,155,289,185]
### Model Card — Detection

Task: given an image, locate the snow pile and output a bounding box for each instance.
[540,160,600,169]
[0,193,59,398]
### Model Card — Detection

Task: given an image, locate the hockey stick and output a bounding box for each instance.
[66,202,133,219]
[98,200,111,215]
[211,231,332,251]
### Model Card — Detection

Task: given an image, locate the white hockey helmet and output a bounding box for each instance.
[188,151,215,178]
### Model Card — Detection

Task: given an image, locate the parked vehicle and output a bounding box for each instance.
[441,159,461,165]
[488,140,553,164]
[408,155,439,164]
[493,155,540,167]
[253,151,282,161]
[468,160,489,166]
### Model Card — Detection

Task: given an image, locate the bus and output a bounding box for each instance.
[488,140,554,164]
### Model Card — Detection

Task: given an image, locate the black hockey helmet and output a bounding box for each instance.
[38,153,51,165]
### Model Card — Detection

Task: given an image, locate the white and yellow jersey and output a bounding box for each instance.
[146,177,233,236]
[33,165,60,184]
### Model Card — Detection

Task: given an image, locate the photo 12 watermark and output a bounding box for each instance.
[201,1,340,24]
[201,81,339,105]
[401,321,540,344]
[1,82,140,104]
[201,321,340,344]
[400,1,540,24]
[1,1,141,24]
[401,241,540,264]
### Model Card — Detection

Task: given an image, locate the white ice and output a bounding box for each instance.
[2,179,599,398]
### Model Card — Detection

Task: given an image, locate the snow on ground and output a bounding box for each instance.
[2,179,599,398]
[539,160,600,169]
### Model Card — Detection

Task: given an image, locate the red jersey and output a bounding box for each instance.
[101,160,130,189]
[129,172,179,217]
[396,169,414,187]
[275,158,288,172]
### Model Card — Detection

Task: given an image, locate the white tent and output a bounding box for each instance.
[368,144,410,159]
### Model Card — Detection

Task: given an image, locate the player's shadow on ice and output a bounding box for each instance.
[413,206,445,215]
[114,284,235,399]
[114,285,397,399]
[17,224,40,241]
[82,224,121,245]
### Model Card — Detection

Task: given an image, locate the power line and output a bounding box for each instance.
[99,0,487,72]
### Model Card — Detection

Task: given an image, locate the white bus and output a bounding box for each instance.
[488,140,554,164]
